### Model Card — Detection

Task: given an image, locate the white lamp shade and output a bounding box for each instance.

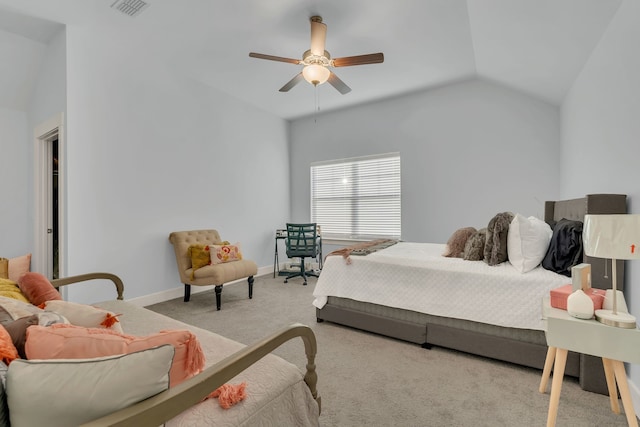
[302,64,330,86]
[583,214,640,260]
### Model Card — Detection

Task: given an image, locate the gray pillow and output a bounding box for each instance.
[484,212,514,266]
[7,345,174,427]
[443,227,477,258]
[463,228,487,261]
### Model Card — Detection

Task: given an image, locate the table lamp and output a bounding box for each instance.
[583,214,640,328]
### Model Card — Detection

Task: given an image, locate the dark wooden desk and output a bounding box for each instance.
[273,231,322,277]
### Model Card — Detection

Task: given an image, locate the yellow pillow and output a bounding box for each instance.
[187,245,211,280]
[0,258,8,279]
[0,278,30,303]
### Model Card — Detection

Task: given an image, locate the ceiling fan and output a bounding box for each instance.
[249,16,384,95]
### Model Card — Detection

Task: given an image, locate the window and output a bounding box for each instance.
[310,153,401,240]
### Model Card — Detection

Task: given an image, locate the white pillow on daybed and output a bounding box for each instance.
[507,213,553,273]
[6,344,174,427]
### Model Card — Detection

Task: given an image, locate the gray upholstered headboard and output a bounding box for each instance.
[544,194,627,290]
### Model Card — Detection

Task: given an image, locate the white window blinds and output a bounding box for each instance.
[310,152,401,240]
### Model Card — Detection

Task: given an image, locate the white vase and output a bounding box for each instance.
[567,290,594,319]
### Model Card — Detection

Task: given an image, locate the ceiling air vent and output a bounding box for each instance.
[111,0,149,17]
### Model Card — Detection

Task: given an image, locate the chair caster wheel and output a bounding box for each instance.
[284,279,288,283]
[303,281,307,286]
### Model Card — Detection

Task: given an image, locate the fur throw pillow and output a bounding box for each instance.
[443,227,477,258]
[484,212,514,266]
[463,228,487,261]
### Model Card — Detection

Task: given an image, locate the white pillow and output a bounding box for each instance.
[43,300,124,333]
[507,214,553,273]
[6,344,174,427]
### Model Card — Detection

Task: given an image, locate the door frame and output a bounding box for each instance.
[34,112,66,281]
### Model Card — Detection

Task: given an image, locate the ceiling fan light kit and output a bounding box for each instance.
[249,16,384,94]
[302,64,330,86]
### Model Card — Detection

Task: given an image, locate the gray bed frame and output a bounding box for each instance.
[316,193,627,395]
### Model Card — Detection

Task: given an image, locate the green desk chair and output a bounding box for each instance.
[284,223,320,285]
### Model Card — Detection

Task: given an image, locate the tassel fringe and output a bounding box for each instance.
[205,382,247,409]
[100,313,122,328]
[185,335,206,377]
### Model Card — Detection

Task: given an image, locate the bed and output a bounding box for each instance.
[314,193,627,395]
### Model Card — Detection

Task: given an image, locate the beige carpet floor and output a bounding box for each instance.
[146,274,631,427]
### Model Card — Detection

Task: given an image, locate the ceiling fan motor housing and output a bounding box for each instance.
[302,49,331,66]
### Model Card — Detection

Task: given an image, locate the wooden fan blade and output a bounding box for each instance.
[279,73,304,92]
[332,53,384,67]
[327,72,351,95]
[249,52,301,65]
[310,16,327,56]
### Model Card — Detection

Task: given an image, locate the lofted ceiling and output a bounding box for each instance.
[0,0,623,120]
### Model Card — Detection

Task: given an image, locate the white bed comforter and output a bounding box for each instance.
[96,300,319,427]
[313,242,568,330]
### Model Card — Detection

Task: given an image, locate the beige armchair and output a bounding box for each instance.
[169,229,258,310]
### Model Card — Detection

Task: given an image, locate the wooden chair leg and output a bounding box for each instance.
[248,276,254,299]
[215,285,223,311]
[183,284,191,302]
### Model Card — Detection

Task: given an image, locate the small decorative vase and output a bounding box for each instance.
[567,290,594,319]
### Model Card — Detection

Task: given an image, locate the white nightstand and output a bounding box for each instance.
[541,298,640,427]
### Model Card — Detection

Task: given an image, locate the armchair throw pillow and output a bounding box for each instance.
[187,244,211,279]
[210,244,243,265]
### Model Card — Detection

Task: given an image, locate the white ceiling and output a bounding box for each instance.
[0,0,623,119]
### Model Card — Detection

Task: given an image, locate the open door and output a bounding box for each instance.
[34,113,65,282]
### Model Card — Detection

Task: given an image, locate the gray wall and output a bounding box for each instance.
[2,24,291,304]
[560,0,640,391]
[0,108,29,255]
[0,28,65,260]
[60,24,290,303]
[290,78,561,245]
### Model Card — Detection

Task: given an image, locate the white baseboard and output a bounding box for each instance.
[630,376,640,419]
[126,265,272,307]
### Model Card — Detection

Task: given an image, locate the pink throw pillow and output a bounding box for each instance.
[17,272,62,306]
[209,244,243,265]
[8,254,31,283]
[25,324,205,387]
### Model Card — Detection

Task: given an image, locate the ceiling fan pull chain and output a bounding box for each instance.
[314,85,319,123]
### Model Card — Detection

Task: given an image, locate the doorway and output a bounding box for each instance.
[52,137,59,279]
[34,113,65,281]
